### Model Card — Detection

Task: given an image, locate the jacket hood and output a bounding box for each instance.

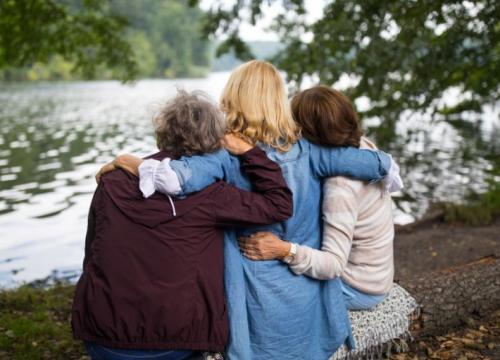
[99,151,213,229]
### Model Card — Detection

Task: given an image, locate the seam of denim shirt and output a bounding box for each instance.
[169,160,191,189]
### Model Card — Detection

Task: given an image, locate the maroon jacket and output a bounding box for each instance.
[71,147,292,351]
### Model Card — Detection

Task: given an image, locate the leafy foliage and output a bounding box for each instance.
[0,0,212,81]
[199,0,500,145]
[195,0,305,60]
[0,0,138,81]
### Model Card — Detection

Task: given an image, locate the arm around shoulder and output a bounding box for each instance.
[212,147,293,228]
[309,143,391,182]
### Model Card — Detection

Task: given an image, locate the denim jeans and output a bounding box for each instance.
[84,342,195,360]
[340,280,386,311]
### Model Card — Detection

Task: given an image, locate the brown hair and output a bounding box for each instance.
[154,90,226,158]
[291,85,363,147]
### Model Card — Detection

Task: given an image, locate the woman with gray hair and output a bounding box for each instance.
[72,90,293,360]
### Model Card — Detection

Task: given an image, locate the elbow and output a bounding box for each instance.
[281,205,293,221]
[277,190,294,221]
[264,188,294,222]
[321,268,343,281]
[378,151,392,179]
[316,253,346,280]
[314,266,343,281]
[273,205,293,222]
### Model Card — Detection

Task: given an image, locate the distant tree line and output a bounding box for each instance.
[0,0,211,81]
[109,0,211,79]
[211,41,283,72]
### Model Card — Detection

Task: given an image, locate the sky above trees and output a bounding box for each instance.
[200,0,326,41]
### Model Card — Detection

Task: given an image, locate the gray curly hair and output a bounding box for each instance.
[154,90,226,158]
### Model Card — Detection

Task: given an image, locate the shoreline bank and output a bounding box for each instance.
[1,216,499,359]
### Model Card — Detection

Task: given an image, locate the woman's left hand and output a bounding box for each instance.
[221,133,254,155]
[238,232,291,261]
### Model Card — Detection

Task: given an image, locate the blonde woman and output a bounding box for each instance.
[101,61,401,359]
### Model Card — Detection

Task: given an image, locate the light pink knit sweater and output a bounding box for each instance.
[289,138,394,295]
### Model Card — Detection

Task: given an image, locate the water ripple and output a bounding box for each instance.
[0,73,497,288]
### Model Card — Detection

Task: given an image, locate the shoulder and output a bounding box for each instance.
[259,139,309,164]
[144,151,172,161]
[360,137,378,150]
[176,148,233,164]
[324,176,363,195]
[100,167,136,184]
[324,174,387,203]
[200,149,234,163]
[322,177,360,214]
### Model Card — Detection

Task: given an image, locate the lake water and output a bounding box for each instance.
[0,72,498,288]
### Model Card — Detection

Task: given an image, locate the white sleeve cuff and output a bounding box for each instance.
[138,158,182,198]
[138,159,159,198]
[383,156,404,194]
[287,245,309,273]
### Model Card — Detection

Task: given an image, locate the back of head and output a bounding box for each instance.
[291,85,363,148]
[220,60,300,152]
[155,90,226,158]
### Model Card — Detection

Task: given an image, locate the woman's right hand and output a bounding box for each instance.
[238,232,291,261]
[95,161,116,183]
[221,134,254,155]
[95,154,144,183]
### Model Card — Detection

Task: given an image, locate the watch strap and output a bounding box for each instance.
[282,243,298,264]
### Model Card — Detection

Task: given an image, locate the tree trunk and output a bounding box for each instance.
[399,256,500,337]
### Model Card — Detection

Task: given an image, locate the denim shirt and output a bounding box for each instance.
[158,139,391,360]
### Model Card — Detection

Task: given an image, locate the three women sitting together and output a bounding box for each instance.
[72,60,402,360]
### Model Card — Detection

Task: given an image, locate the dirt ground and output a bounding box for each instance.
[389,218,500,359]
[394,217,500,282]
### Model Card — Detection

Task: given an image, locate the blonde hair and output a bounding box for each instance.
[220,60,300,152]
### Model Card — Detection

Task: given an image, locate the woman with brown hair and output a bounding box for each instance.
[100,61,402,359]
[239,85,398,310]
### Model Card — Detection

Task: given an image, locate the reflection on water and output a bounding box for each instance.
[383,107,499,222]
[0,74,231,287]
[0,73,498,287]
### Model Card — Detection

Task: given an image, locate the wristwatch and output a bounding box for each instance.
[282,243,298,264]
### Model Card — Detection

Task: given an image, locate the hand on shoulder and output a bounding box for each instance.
[221,133,254,155]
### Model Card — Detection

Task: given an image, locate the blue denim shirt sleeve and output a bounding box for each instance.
[169,149,238,195]
[309,143,390,181]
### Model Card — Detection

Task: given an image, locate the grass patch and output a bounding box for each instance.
[0,284,86,360]
[443,183,500,226]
